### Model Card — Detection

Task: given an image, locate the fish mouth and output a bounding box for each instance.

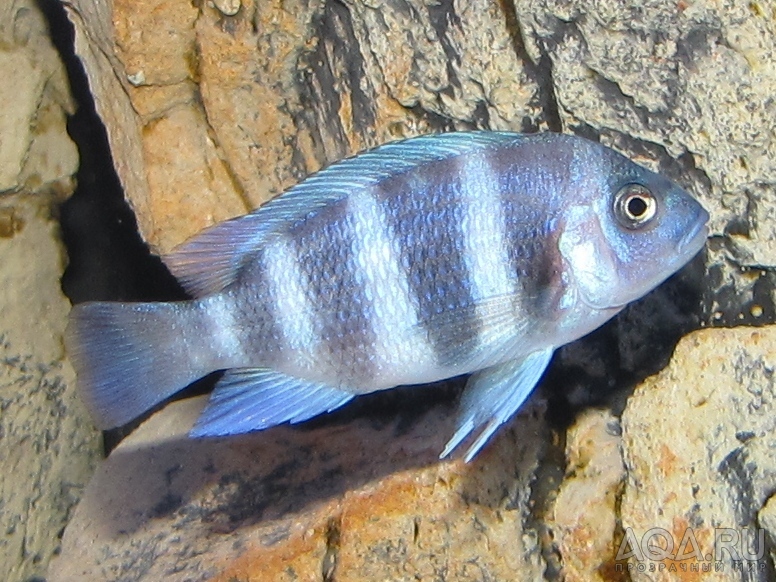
[677,210,710,256]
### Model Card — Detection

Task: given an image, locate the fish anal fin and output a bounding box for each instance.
[441,347,554,462]
[190,368,354,437]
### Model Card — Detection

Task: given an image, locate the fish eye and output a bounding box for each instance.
[614,184,657,229]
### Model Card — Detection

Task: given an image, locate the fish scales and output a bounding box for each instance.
[458,139,574,328]
[345,190,438,384]
[66,131,709,461]
[229,153,526,388]
[377,156,484,371]
[291,199,379,384]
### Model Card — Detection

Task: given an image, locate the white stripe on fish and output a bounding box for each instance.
[458,153,521,367]
[263,235,319,374]
[202,296,244,364]
[347,189,437,385]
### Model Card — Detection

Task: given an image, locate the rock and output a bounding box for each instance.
[758,495,776,569]
[53,0,776,580]
[50,396,548,581]
[619,326,776,581]
[0,3,101,581]
[546,326,776,581]
[548,409,625,581]
[0,0,78,195]
[514,0,776,323]
[65,0,544,253]
[50,325,776,580]
[64,0,776,320]
[0,192,101,582]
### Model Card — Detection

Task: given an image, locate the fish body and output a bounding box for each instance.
[66,132,709,461]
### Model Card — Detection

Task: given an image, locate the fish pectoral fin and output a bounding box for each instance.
[189,368,354,437]
[441,347,554,462]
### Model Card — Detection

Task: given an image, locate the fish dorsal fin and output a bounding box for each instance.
[164,213,270,297]
[165,131,525,297]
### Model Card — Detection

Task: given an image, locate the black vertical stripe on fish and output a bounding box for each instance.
[227,251,287,367]
[377,157,482,368]
[290,199,378,385]
[492,143,572,323]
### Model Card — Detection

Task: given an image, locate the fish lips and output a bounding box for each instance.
[677,208,710,259]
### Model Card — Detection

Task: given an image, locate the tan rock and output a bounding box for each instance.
[52,0,776,580]
[550,409,625,581]
[0,0,78,194]
[0,3,101,581]
[50,395,548,581]
[515,0,776,316]
[0,194,101,582]
[757,494,776,568]
[65,0,776,322]
[620,326,776,581]
[65,0,543,253]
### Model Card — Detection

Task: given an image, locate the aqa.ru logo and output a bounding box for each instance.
[614,527,767,573]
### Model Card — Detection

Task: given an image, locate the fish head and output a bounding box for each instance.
[558,142,709,311]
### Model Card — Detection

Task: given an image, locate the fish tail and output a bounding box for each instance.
[65,300,208,429]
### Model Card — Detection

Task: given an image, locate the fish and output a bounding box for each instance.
[65,131,709,461]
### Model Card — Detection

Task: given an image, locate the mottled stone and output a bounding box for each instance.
[50,396,548,581]
[0,0,78,194]
[0,194,101,582]
[758,494,776,568]
[620,326,776,581]
[514,0,776,323]
[54,0,776,580]
[549,409,625,581]
[0,3,101,581]
[66,0,543,253]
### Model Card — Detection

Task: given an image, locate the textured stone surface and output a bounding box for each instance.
[50,396,548,581]
[67,0,776,309]
[0,0,78,195]
[548,409,625,581]
[514,0,776,324]
[0,192,101,582]
[57,0,776,580]
[620,326,776,581]
[53,327,776,580]
[66,0,544,253]
[0,2,101,581]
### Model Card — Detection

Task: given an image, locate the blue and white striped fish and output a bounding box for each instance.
[66,132,708,461]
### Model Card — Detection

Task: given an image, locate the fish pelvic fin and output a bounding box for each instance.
[441,347,554,462]
[65,301,209,429]
[190,368,354,437]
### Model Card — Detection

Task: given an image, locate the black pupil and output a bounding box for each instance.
[627,195,648,218]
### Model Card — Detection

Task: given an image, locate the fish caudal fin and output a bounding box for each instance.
[65,301,207,429]
[190,368,354,437]
[441,347,554,462]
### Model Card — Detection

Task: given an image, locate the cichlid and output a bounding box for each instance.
[66,132,709,461]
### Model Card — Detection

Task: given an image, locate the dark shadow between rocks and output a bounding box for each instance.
[542,248,708,430]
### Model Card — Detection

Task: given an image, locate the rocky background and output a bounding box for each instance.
[0,1,101,581]
[1,0,774,580]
